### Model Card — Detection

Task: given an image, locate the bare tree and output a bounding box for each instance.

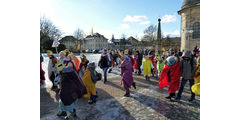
[73,28,83,40]
[143,25,157,41]
[40,16,62,40]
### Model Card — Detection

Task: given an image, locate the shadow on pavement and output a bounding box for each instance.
[131,92,200,120]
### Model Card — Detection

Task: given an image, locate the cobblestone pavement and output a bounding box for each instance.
[40,68,200,120]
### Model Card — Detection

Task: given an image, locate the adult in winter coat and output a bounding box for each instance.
[46,50,58,89]
[159,56,180,101]
[175,50,196,102]
[120,56,136,97]
[136,50,143,75]
[98,49,110,83]
[82,62,98,104]
[57,65,87,119]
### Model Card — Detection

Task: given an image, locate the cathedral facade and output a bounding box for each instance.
[178,0,200,51]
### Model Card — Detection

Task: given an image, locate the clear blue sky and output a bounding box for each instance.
[40,0,184,40]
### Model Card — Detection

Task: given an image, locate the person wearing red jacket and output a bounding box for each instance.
[159,56,180,101]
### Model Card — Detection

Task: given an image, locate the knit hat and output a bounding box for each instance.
[182,50,191,58]
[166,56,176,66]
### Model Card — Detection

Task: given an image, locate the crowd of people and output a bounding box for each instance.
[40,46,200,119]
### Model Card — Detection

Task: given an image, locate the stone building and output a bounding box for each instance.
[81,33,108,50]
[109,35,131,50]
[161,37,181,50]
[178,0,200,51]
[59,36,79,52]
[127,36,139,49]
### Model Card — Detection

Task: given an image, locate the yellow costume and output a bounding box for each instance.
[192,63,200,95]
[82,69,97,99]
[143,57,152,76]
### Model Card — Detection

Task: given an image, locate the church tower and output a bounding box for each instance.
[157,16,162,51]
[178,0,200,51]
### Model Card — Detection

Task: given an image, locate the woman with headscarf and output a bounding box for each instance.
[82,62,99,104]
[120,55,136,97]
[159,56,181,101]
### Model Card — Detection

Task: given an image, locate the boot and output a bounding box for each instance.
[73,109,76,117]
[108,69,112,73]
[88,99,94,104]
[145,76,148,81]
[165,96,171,99]
[103,78,107,84]
[124,92,130,97]
[188,97,195,102]
[57,111,67,117]
[132,82,136,89]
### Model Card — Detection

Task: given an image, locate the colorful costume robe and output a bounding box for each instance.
[143,59,152,76]
[120,56,133,93]
[159,62,180,93]
[192,65,200,95]
[82,69,97,99]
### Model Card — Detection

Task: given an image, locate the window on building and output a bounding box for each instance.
[192,22,200,39]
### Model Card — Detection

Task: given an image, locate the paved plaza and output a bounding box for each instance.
[40,54,200,120]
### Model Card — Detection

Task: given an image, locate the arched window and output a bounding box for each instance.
[192,22,200,39]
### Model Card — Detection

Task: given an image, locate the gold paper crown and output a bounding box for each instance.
[46,50,53,55]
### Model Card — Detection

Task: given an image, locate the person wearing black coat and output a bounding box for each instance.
[57,65,87,119]
[136,50,143,75]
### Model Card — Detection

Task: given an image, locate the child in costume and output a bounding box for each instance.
[82,62,99,104]
[79,53,89,78]
[70,53,80,73]
[142,56,153,81]
[159,56,181,101]
[40,54,45,85]
[156,55,165,78]
[133,53,138,74]
[149,51,156,77]
[192,56,200,95]
[46,50,58,89]
[57,59,87,119]
[120,56,136,97]
[54,51,66,85]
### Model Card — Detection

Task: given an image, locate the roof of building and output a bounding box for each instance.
[127,36,139,42]
[85,32,108,40]
[181,0,200,9]
[59,36,77,42]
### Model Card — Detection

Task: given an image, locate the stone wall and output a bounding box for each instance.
[179,5,200,51]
